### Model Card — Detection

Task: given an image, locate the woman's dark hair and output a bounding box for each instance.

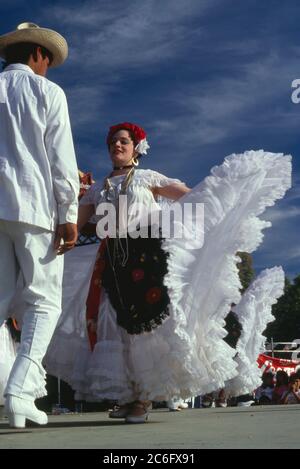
[2,42,53,69]
[289,373,299,383]
[275,370,289,386]
[109,128,137,145]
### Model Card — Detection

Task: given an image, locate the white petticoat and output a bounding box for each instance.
[44,150,292,402]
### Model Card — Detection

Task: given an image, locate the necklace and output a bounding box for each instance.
[104,167,135,267]
[103,168,136,308]
[113,164,134,170]
[104,166,135,201]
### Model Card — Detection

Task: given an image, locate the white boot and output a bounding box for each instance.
[5,395,48,428]
[5,311,59,401]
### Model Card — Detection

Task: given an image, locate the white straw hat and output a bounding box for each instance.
[0,22,68,67]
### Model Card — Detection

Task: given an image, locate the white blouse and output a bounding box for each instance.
[80,169,184,238]
[80,169,183,209]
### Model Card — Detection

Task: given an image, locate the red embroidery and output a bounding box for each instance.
[85,238,108,350]
[145,287,162,304]
[132,268,145,282]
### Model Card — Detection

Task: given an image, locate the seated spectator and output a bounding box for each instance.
[215,388,228,408]
[281,374,300,404]
[254,372,274,404]
[258,395,273,405]
[201,393,215,408]
[272,370,289,404]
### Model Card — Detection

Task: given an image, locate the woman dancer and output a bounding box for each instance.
[45,122,292,423]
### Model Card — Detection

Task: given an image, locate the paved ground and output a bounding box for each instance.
[0,404,300,449]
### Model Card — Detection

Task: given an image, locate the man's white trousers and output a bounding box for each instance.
[0,220,64,401]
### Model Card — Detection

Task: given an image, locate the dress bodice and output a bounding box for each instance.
[80,169,183,210]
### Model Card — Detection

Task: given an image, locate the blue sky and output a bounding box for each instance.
[1,0,300,278]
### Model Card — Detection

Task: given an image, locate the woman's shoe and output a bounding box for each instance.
[167,398,181,411]
[125,401,149,424]
[5,395,48,429]
[168,398,188,411]
[178,400,189,409]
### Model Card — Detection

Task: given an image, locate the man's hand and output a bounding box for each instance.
[54,223,78,255]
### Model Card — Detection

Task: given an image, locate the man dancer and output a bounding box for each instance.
[0,22,79,428]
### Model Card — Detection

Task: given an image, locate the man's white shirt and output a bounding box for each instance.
[0,63,79,231]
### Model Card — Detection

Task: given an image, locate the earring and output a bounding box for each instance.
[133,158,139,167]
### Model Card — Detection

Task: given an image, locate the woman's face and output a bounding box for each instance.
[109,130,136,167]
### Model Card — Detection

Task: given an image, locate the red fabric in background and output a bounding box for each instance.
[85,238,108,351]
[257,353,300,375]
[79,171,93,199]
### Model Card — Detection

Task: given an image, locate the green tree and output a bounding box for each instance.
[224,252,255,347]
[236,252,255,292]
[264,275,300,342]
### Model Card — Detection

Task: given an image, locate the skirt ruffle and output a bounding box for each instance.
[225,267,284,396]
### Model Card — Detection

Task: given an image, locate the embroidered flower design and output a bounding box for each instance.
[132,269,145,282]
[146,287,162,304]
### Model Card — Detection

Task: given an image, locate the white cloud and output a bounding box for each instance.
[64,83,115,130]
[264,206,300,222]
[41,0,216,71]
[284,247,300,261]
[38,2,300,155]
[145,49,300,152]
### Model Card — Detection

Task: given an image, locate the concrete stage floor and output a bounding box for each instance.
[0,404,299,449]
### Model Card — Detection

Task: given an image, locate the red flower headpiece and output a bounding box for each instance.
[106,122,150,155]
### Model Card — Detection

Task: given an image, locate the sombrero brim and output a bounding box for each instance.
[0,27,68,67]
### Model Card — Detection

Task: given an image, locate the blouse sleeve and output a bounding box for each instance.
[149,170,185,188]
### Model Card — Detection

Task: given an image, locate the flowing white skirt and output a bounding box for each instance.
[225,266,285,396]
[45,150,292,402]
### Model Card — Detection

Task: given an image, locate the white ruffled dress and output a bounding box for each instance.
[44,151,292,403]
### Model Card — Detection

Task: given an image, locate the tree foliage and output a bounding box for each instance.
[236,252,255,292]
[224,252,255,347]
[264,275,300,342]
